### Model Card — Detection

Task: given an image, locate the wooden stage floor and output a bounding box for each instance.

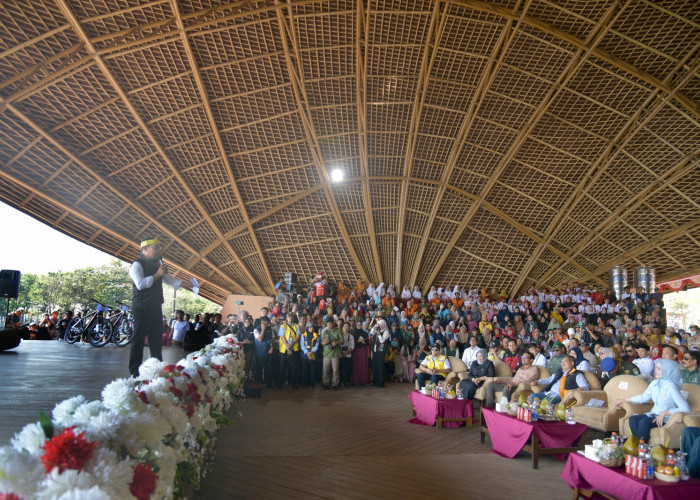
[1,341,573,499]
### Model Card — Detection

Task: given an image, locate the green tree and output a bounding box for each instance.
[162,285,220,318]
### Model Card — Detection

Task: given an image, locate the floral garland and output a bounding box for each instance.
[0,335,245,500]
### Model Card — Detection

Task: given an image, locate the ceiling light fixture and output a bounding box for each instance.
[330,168,344,183]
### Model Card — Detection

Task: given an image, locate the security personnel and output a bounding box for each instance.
[129,237,182,377]
[416,345,451,389]
[300,322,319,388]
[279,312,301,388]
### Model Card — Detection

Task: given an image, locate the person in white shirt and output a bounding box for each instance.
[370,319,390,388]
[128,237,183,377]
[633,343,655,382]
[529,343,548,367]
[462,336,481,369]
[412,286,422,300]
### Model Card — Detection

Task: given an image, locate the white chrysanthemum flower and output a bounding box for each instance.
[37,469,107,500]
[72,401,105,425]
[11,422,47,454]
[53,395,87,425]
[82,410,124,444]
[53,485,111,500]
[130,407,169,449]
[102,378,138,412]
[84,448,134,499]
[163,406,188,434]
[0,446,44,498]
[138,358,166,380]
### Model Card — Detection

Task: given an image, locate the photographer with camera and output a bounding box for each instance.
[320,316,343,390]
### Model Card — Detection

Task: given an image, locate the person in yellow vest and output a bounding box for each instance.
[279,312,301,388]
[300,322,319,388]
[416,343,451,389]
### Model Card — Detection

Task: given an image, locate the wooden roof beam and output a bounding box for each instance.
[395,0,443,287]
[591,216,700,276]
[449,0,699,120]
[54,0,266,296]
[424,0,627,291]
[170,0,275,294]
[533,52,700,289]
[355,0,383,284]
[274,0,370,284]
[410,1,527,287]
[0,134,241,297]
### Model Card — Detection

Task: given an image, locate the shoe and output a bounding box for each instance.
[322,385,330,390]
[332,386,339,391]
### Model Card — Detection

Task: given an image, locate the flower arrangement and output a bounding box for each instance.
[0,335,245,499]
[592,438,625,467]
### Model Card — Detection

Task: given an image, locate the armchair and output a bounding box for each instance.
[414,356,465,390]
[619,383,700,449]
[568,375,648,432]
[472,357,514,405]
[528,369,602,401]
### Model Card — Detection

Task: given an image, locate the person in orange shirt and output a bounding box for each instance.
[404,298,418,317]
[452,292,464,309]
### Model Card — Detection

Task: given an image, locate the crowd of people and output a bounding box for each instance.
[207,276,699,397]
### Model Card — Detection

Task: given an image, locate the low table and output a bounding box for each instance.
[563,452,700,500]
[480,407,587,469]
[408,390,475,428]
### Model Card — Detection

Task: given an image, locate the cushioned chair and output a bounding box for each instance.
[470,357,513,405]
[508,365,552,403]
[619,383,700,449]
[414,356,464,390]
[528,369,601,402]
[568,375,649,432]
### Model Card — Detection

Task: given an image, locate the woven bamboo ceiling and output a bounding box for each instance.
[1,0,699,304]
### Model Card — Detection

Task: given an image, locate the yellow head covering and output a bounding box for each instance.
[140,237,161,248]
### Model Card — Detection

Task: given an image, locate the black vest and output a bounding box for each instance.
[545,368,582,392]
[132,255,163,311]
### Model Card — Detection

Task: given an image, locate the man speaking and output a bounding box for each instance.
[129,237,182,377]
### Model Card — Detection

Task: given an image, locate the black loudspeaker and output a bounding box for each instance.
[0,270,21,298]
[284,272,296,284]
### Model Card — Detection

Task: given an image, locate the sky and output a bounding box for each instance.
[0,202,119,275]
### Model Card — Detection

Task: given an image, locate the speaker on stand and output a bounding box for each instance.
[1,269,20,320]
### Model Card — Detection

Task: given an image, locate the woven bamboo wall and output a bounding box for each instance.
[1,0,698,303]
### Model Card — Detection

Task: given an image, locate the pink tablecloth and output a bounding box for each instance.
[408,391,473,428]
[562,452,700,500]
[482,408,586,459]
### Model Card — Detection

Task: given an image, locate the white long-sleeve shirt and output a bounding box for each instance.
[129,261,182,291]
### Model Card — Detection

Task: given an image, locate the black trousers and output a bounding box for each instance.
[301,355,316,387]
[280,350,301,387]
[129,306,162,377]
[340,357,352,386]
[371,352,385,386]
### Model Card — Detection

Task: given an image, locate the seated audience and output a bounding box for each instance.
[483,350,539,407]
[457,349,494,400]
[529,354,590,405]
[613,359,689,442]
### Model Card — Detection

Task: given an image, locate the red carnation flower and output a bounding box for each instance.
[170,386,183,399]
[0,493,24,500]
[164,364,176,372]
[137,391,149,404]
[130,462,157,500]
[41,427,98,473]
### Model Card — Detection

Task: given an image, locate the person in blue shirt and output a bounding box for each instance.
[613,358,690,442]
[300,322,319,388]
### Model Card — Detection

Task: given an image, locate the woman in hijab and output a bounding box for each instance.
[457,349,495,400]
[614,359,689,442]
[401,334,417,383]
[568,346,591,372]
[351,320,370,386]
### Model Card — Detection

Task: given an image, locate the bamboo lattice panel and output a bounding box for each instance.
[0,0,698,302]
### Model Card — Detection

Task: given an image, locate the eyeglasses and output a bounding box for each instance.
[683,357,691,361]
[626,349,634,353]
